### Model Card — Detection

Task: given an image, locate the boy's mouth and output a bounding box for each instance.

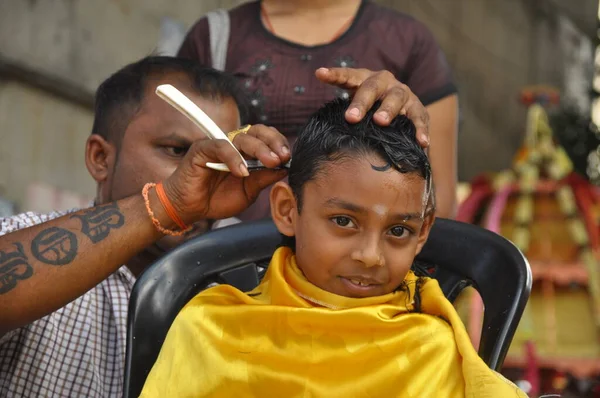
[339,276,383,294]
[349,278,373,287]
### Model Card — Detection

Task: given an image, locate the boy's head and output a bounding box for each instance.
[85,56,246,255]
[271,98,435,298]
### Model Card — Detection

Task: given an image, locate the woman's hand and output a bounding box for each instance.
[315,67,430,148]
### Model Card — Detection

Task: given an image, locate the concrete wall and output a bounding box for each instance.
[0,0,594,210]
[0,0,247,94]
[0,80,94,207]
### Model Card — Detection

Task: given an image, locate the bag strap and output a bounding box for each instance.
[206,9,230,71]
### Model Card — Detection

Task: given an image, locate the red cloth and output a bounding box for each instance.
[524,341,540,396]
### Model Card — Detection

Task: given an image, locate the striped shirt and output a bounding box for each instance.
[0,210,135,398]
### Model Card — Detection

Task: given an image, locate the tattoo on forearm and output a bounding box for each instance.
[71,202,125,244]
[31,227,78,266]
[0,243,33,294]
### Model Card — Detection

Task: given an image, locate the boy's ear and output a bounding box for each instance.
[270,181,297,237]
[414,212,435,256]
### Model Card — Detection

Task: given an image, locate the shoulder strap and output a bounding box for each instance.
[206,9,230,71]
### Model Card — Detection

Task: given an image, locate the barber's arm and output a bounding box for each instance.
[0,195,167,335]
[0,126,289,335]
[426,94,458,218]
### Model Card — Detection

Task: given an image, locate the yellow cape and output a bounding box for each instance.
[141,247,527,397]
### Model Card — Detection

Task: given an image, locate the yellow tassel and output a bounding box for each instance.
[512,227,530,253]
[519,165,539,194]
[569,219,590,246]
[539,137,554,159]
[557,186,577,215]
[515,195,534,224]
[547,148,573,180]
[492,171,515,191]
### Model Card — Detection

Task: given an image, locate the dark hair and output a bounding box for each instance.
[288,98,433,212]
[286,98,435,312]
[91,56,249,147]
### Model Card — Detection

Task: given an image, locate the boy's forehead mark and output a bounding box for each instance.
[372,204,388,217]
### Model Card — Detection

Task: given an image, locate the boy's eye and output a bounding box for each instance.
[331,216,355,228]
[164,146,189,157]
[389,225,410,238]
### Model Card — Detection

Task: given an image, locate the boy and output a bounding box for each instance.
[141,99,527,397]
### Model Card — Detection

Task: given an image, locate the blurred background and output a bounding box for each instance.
[1,0,600,396]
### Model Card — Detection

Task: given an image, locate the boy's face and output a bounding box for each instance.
[271,153,434,298]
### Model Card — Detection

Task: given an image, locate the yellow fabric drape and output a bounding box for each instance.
[141,247,527,397]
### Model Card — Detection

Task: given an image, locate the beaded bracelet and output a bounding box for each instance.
[142,182,192,236]
[155,182,188,230]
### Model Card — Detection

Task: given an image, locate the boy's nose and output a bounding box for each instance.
[351,236,385,268]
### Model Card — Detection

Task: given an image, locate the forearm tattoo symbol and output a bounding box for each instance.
[31,227,78,266]
[0,243,33,294]
[71,202,125,244]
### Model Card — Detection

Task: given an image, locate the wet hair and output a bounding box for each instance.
[288,98,433,213]
[285,98,436,312]
[91,56,249,148]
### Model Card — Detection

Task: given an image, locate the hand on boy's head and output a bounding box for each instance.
[162,128,288,225]
[314,67,430,148]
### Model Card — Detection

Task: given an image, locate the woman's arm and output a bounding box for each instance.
[427,94,459,218]
[387,17,458,218]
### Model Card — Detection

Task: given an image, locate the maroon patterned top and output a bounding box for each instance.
[178,0,456,220]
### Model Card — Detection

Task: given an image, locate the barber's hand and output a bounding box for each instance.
[162,125,290,223]
[315,67,430,148]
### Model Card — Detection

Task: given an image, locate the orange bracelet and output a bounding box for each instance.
[142,183,192,236]
[155,182,188,230]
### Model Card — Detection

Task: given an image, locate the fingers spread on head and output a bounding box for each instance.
[346,76,383,123]
[314,67,335,83]
[317,67,371,89]
[373,85,410,126]
[406,102,430,148]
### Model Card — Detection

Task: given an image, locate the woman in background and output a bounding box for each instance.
[178,0,458,219]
